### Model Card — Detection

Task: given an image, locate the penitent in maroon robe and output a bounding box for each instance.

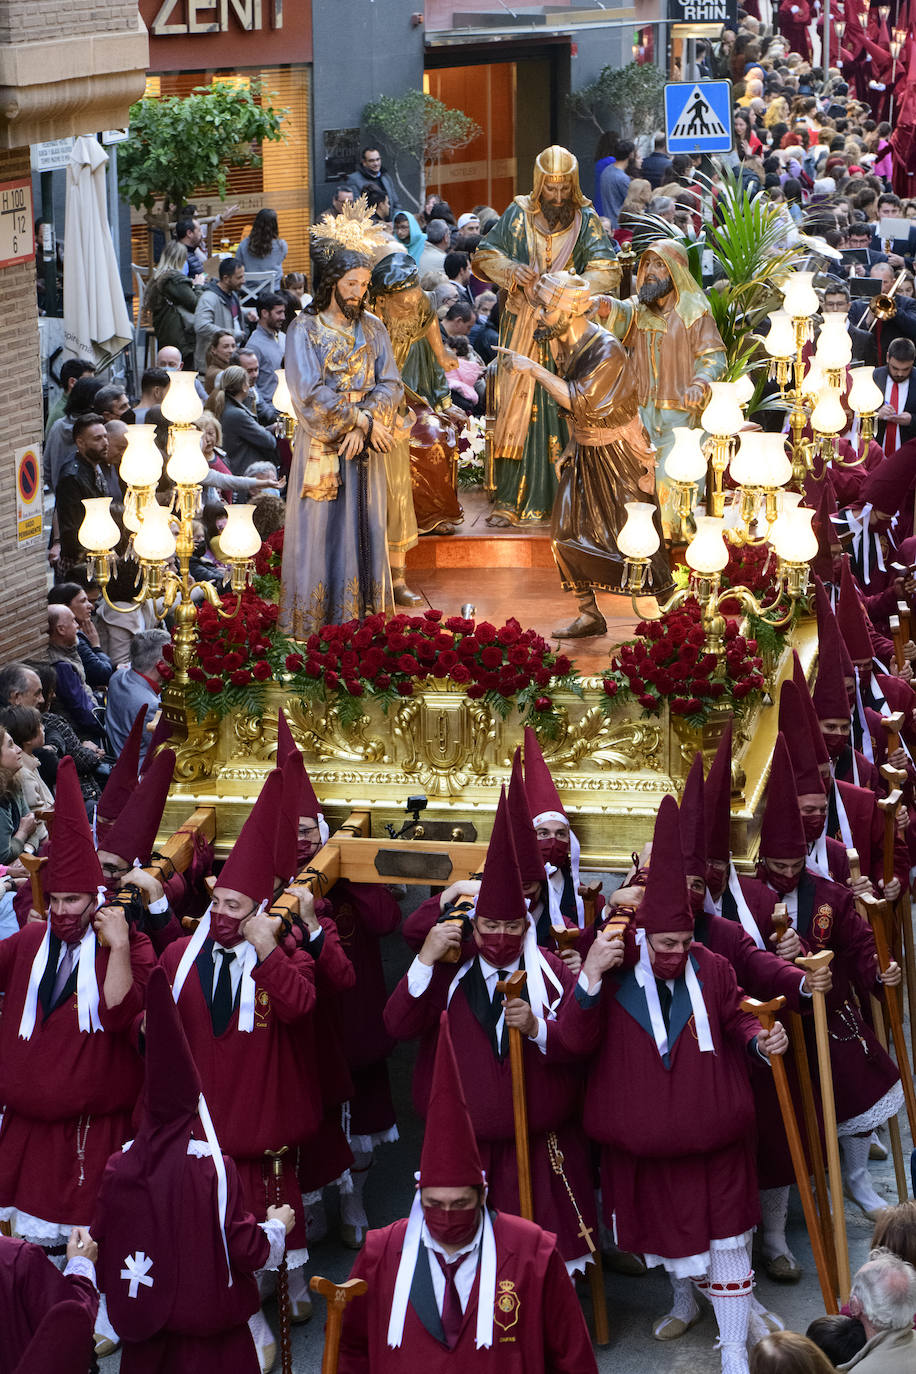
[0,1236,98,1374]
[95,1149,268,1374]
[160,937,319,1252]
[0,924,154,1238]
[338,1211,597,1374]
[384,952,595,1266]
[558,942,761,1260]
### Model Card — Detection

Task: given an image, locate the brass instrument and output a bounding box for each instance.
[867,268,907,331]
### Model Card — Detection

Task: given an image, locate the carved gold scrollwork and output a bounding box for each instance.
[535,707,662,772]
[171,727,220,783]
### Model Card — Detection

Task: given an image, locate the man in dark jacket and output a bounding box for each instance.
[350,147,399,214]
[642,134,673,189]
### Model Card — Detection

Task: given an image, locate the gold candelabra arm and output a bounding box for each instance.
[629,584,690,620]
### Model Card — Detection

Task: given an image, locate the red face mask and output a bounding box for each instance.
[423,1204,480,1248]
[650,946,690,980]
[474,928,525,968]
[802,813,826,844]
[705,863,727,900]
[538,836,569,868]
[297,838,320,868]
[821,731,847,760]
[688,887,706,915]
[210,909,247,948]
[49,899,94,946]
[765,865,801,896]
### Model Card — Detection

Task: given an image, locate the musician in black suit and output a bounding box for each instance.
[874,339,916,452]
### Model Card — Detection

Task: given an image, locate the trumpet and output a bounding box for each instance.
[866,268,907,330]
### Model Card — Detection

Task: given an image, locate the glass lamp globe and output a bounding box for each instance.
[810,388,847,436]
[161,370,204,426]
[79,497,120,553]
[686,516,730,574]
[815,315,852,369]
[119,424,163,488]
[701,382,744,437]
[733,373,756,409]
[781,271,819,319]
[166,427,209,486]
[770,505,818,564]
[847,366,884,415]
[764,311,795,360]
[220,505,262,561]
[729,432,792,490]
[133,503,177,562]
[665,427,707,484]
[272,369,294,417]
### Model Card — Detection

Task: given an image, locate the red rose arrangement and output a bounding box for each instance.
[252,527,284,599]
[600,597,766,727]
[181,587,283,717]
[718,540,780,611]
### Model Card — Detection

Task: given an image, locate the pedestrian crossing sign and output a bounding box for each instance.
[664,80,733,154]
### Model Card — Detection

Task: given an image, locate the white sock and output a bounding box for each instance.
[94,1291,118,1342]
[758,1187,795,1262]
[708,1244,753,1374]
[841,1133,886,1212]
[248,1306,275,1350]
[340,1150,372,1231]
[668,1275,700,1321]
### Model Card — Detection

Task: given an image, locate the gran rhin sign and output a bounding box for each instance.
[668,0,738,24]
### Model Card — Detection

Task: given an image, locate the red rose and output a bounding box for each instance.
[376,673,392,690]
[746,639,758,653]
[424,608,444,622]
[188,665,205,682]
[467,683,486,699]
[476,621,497,644]
[449,663,471,684]
[157,661,174,681]
[252,662,272,681]
[286,653,304,672]
[387,632,408,653]
[433,631,454,651]
[416,642,437,665]
[340,650,358,672]
[344,679,364,696]
[325,671,340,690]
[508,645,529,667]
[534,695,551,711]
[229,668,252,686]
[224,651,244,671]
[479,671,500,691]
[655,670,674,693]
[205,678,223,694]
[684,697,701,713]
[457,637,480,657]
[480,646,503,669]
[638,693,657,709]
[602,678,618,697]
[161,643,174,663]
[534,667,551,688]
[445,616,472,633]
[439,650,459,671]
[397,654,419,674]
[396,680,413,696]
[724,621,738,640]
[554,655,572,676]
[304,658,321,677]
[671,697,689,714]
[497,622,521,646]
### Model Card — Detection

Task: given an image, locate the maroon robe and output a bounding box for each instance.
[0,1237,98,1374]
[742,871,900,1125]
[0,924,154,1226]
[558,943,761,1258]
[384,953,596,1264]
[160,937,318,1249]
[94,1148,267,1374]
[338,1211,597,1374]
[832,779,908,886]
[330,881,401,1138]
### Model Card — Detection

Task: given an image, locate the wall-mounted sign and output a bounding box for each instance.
[140,0,312,69]
[0,180,35,269]
[668,0,737,26]
[16,446,43,546]
[30,139,75,173]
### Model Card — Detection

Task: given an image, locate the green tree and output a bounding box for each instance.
[119,80,288,233]
[567,62,666,139]
[363,91,480,210]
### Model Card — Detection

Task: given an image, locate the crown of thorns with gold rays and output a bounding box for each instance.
[310,194,392,258]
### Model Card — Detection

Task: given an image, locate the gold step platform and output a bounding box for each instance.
[157,613,816,872]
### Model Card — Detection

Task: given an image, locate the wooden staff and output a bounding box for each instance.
[309,1276,368,1374]
[880,747,916,1066]
[889,615,906,673]
[741,995,838,1312]
[860,893,916,1140]
[495,969,533,1221]
[794,950,850,1303]
[771,903,836,1290]
[896,597,912,645]
[265,1147,293,1374]
[20,852,47,917]
[877,790,903,895]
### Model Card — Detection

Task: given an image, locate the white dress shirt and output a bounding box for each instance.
[423,1213,483,1315]
[406,954,548,1052]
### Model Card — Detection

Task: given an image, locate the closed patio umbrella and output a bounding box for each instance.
[63,136,132,366]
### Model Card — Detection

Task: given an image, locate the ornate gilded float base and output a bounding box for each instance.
[158,618,817,870]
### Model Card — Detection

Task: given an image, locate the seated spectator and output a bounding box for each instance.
[44,375,104,491]
[28,661,105,803]
[0,723,36,864]
[204,365,278,476]
[245,291,286,403]
[806,1315,868,1368]
[844,1249,916,1373]
[237,207,288,288]
[47,582,113,689]
[45,359,94,440]
[749,1331,837,1374]
[432,281,459,315]
[133,367,171,423]
[0,662,44,711]
[147,242,201,367]
[0,705,53,845]
[54,414,111,572]
[105,628,172,762]
[45,605,105,742]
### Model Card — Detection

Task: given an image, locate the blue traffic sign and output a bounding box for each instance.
[664,80,733,154]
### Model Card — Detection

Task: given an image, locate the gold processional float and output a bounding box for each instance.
[76,223,874,874]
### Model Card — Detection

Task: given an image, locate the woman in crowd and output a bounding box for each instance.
[237,207,288,288]
[146,240,200,367]
[204,365,278,476]
[0,725,35,866]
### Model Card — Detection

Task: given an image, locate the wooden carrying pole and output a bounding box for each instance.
[266,1147,293,1374]
[495,969,534,1221]
[879,743,916,1067]
[309,1277,368,1374]
[771,904,836,1291]
[20,852,47,917]
[145,805,216,889]
[794,950,850,1303]
[741,996,838,1312]
[860,893,916,1141]
[889,615,906,673]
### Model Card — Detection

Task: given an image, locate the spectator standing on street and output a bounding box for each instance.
[642,133,674,189]
[174,216,206,277]
[147,243,201,367]
[44,375,104,490]
[45,359,94,440]
[205,365,278,476]
[193,257,250,373]
[105,629,171,762]
[237,208,288,289]
[599,139,640,229]
[419,219,451,279]
[245,293,286,403]
[350,146,399,214]
[132,367,171,424]
[54,414,110,571]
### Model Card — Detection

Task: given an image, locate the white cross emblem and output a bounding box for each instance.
[120,1251,154,1298]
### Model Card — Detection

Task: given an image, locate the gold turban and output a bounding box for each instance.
[529,145,590,212]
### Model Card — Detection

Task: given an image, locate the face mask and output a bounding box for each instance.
[297,838,320,868]
[688,887,706,915]
[766,866,801,896]
[49,899,94,947]
[856,668,873,690]
[705,864,727,899]
[802,812,826,844]
[423,1204,480,1248]
[539,836,569,867]
[210,910,246,948]
[474,928,525,968]
[650,947,689,980]
[821,731,847,760]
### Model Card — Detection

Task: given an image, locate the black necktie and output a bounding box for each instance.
[212,950,236,1036]
[655,978,672,1032]
[491,971,509,1059]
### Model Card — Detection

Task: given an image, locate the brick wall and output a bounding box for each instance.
[0,1,140,44]
[0,148,49,663]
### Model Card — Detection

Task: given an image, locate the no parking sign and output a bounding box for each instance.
[16,445,42,546]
